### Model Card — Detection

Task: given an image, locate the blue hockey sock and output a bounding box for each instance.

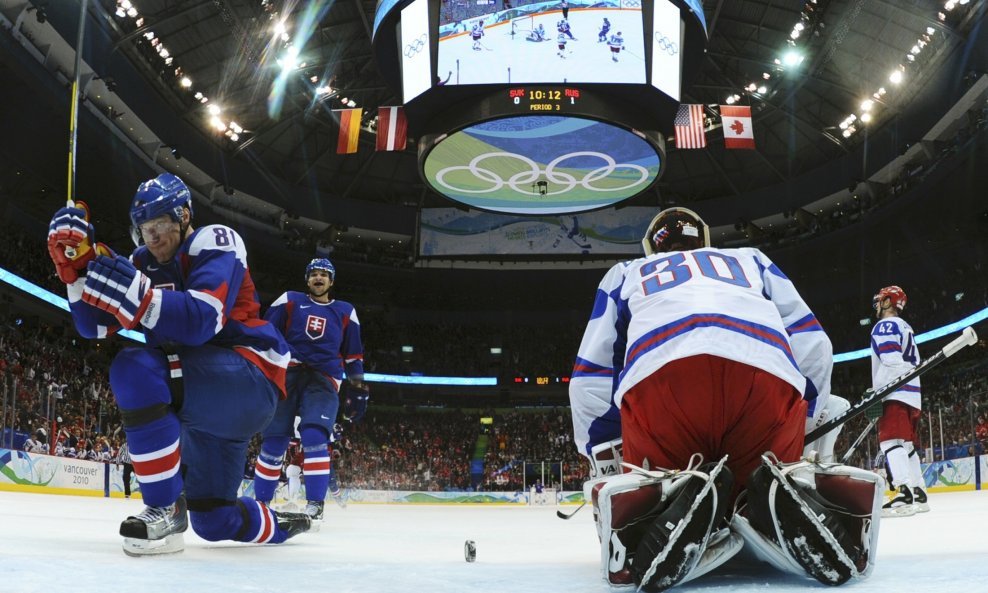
[300,426,329,502]
[233,497,293,544]
[189,499,294,544]
[253,437,289,503]
[126,414,182,507]
[328,467,341,496]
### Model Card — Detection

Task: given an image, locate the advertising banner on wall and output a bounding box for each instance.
[419,207,651,256]
[0,449,104,493]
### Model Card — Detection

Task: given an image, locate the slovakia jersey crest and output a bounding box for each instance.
[306,315,327,340]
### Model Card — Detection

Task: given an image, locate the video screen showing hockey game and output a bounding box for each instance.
[437,0,646,85]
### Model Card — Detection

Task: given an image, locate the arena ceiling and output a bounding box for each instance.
[0,0,984,221]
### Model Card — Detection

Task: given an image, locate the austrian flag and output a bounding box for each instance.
[376,106,408,152]
[720,105,755,150]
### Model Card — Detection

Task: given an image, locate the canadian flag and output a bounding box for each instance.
[720,105,755,150]
[376,106,408,152]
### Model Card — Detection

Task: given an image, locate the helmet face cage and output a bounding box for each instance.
[641,207,710,255]
[305,258,336,282]
[873,285,907,313]
[129,173,193,246]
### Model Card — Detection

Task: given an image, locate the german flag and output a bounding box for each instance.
[335,108,363,154]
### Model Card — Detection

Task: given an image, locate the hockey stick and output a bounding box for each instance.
[806,326,978,443]
[64,0,90,260]
[840,418,878,464]
[556,501,587,520]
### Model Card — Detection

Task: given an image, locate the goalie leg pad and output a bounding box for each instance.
[740,456,884,585]
[590,472,672,587]
[632,457,734,592]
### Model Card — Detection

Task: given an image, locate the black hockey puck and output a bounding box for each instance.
[464,540,477,562]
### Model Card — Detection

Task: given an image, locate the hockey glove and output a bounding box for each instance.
[47,203,112,284]
[342,382,370,424]
[82,255,156,330]
[864,402,884,422]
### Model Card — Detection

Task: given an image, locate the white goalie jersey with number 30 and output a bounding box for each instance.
[569,247,834,458]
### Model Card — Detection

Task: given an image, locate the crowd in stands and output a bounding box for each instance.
[3,310,986,493]
[339,407,479,491]
[0,317,125,462]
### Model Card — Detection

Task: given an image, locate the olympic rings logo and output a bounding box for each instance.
[404,34,427,58]
[654,33,679,56]
[434,151,652,196]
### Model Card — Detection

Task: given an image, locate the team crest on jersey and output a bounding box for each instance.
[306,315,326,340]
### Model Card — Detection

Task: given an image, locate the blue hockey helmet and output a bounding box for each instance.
[305,258,336,281]
[129,173,193,245]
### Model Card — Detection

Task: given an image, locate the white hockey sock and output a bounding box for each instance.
[905,442,924,490]
[880,439,911,489]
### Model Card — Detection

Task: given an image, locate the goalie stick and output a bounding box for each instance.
[556,501,587,520]
[805,326,978,443]
[839,418,878,464]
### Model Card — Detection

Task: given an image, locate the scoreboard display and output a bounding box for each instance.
[372,0,709,214]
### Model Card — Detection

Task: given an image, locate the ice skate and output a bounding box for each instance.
[882,484,917,517]
[277,509,316,538]
[912,487,930,513]
[305,499,325,521]
[119,495,188,556]
[330,488,348,509]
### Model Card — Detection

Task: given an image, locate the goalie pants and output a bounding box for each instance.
[620,354,806,501]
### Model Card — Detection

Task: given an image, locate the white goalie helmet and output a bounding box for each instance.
[641,207,711,255]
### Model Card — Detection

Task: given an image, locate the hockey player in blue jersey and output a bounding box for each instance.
[45,173,312,556]
[252,258,367,521]
[557,18,575,40]
[598,17,610,42]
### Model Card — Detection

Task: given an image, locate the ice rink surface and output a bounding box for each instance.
[1,489,986,593]
[439,9,647,85]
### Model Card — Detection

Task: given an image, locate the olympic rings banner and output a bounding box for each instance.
[418,207,653,256]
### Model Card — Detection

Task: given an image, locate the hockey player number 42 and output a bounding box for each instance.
[640,251,751,295]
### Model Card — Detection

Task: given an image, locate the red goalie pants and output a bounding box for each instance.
[620,354,807,500]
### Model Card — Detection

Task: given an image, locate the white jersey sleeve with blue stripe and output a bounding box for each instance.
[870,316,921,409]
[569,247,832,459]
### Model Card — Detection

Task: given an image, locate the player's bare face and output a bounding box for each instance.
[307,270,333,302]
[139,214,183,264]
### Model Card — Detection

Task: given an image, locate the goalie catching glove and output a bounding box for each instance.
[47,203,113,284]
[82,255,158,330]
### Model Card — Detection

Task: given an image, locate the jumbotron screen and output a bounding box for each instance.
[437,1,646,85]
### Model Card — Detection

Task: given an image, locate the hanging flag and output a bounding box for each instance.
[376,106,408,152]
[674,104,706,149]
[720,105,755,149]
[335,108,363,154]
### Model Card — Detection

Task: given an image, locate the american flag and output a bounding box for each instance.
[674,104,706,149]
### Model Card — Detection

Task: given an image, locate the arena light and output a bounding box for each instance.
[861,112,873,123]
[782,50,804,67]
[889,69,903,84]
[207,104,222,116]
[180,77,192,88]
